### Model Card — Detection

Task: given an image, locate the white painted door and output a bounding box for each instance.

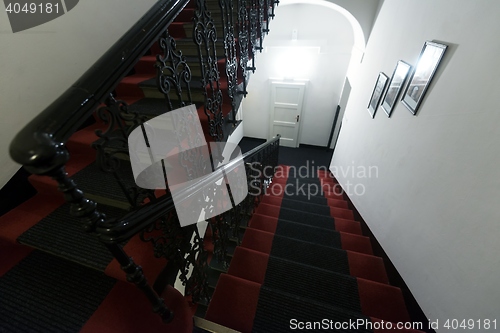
[269,81,305,148]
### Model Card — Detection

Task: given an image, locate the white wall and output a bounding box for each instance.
[243,3,354,146]
[325,0,381,45]
[0,0,158,188]
[331,0,500,330]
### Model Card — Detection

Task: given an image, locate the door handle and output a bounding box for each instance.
[296,115,300,122]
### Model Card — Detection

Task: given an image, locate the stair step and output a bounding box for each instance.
[80,282,193,333]
[0,241,33,277]
[17,202,127,272]
[253,286,371,333]
[182,22,226,40]
[0,194,64,244]
[264,256,363,313]
[250,212,335,235]
[256,203,359,231]
[126,97,173,119]
[205,274,260,333]
[138,74,237,106]
[139,76,206,102]
[357,278,411,323]
[230,241,388,284]
[243,220,372,256]
[168,22,188,38]
[6,193,168,285]
[261,192,329,206]
[240,228,274,254]
[340,232,373,255]
[280,220,369,254]
[263,196,332,216]
[206,274,379,333]
[347,250,389,284]
[327,197,349,208]
[173,8,195,22]
[227,246,269,284]
[115,74,153,98]
[256,202,330,222]
[0,250,116,333]
[133,55,157,75]
[211,261,408,330]
[69,161,141,210]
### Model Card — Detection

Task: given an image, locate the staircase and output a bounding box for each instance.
[201,167,427,332]
[2,0,273,331]
[2,0,429,332]
[113,0,246,144]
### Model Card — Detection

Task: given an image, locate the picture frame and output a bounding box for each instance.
[401,41,448,115]
[367,72,389,118]
[381,60,412,117]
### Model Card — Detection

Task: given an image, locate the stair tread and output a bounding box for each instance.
[358,278,411,323]
[265,196,333,216]
[282,195,348,209]
[126,97,172,117]
[263,191,328,205]
[257,202,333,222]
[205,274,261,333]
[269,234,351,274]
[0,194,64,244]
[0,250,117,333]
[263,256,362,313]
[80,281,193,333]
[17,203,128,272]
[274,220,342,247]
[70,161,144,209]
[253,286,372,333]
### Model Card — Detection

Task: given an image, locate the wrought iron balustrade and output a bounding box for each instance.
[8,0,279,324]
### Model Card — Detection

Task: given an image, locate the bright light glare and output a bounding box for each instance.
[273,46,319,79]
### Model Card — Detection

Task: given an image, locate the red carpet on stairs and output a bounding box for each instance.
[0,0,290,332]
[205,165,426,333]
[0,0,429,331]
[80,283,193,333]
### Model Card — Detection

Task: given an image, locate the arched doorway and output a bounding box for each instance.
[243,0,368,147]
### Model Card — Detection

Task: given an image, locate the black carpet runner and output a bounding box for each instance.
[17,203,127,272]
[252,176,373,332]
[0,251,116,332]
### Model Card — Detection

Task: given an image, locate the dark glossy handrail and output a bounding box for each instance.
[97,134,281,243]
[9,0,190,174]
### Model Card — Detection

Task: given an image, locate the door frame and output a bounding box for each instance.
[269,80,306,148]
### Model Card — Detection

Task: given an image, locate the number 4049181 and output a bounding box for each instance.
[5,2,60,14]
[443,319,497,330]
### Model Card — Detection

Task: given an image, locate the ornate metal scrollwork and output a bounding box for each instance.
[182,226,210,303]
[193,0,225,142]
[263,0,271,34]
[49,162,173,323]
[139,212,210,304]
[210,214,231,268]
[237,0,250,95]
[156,30,193,110]
[258,0,265,50]
[272,0,279,18]
[93,95,155,208]
[218,0,239,123]
[248,0,259,72]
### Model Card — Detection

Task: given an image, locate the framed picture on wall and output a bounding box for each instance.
[367,72,389,118]
[402,41,448,115]
[381,60,412,117]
